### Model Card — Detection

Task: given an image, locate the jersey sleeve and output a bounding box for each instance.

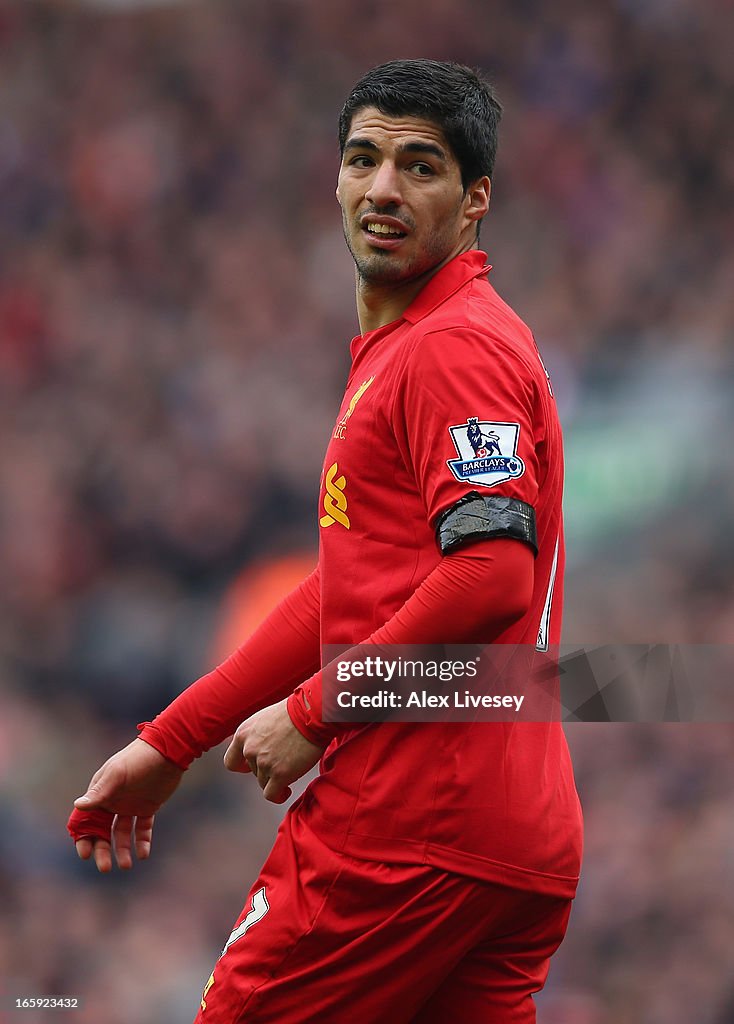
[392,326,543,531]
[286,537,534,746]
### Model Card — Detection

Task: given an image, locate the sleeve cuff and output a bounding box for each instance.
[136,721,196,772]
[286,675,338,747]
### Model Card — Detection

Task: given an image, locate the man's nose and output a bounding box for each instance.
[365,161,402,207]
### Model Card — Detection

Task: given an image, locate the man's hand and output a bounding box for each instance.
[69,738,183,873]
[224,699,324,804]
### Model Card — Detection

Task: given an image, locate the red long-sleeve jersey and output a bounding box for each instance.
[70,250,582,898]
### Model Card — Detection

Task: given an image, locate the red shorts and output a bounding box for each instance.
[193,808,572,1024]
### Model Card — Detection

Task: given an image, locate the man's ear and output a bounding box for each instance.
[464,176,491,226]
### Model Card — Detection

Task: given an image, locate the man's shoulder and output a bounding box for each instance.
[437,273,532,338]
[404,281,540,380]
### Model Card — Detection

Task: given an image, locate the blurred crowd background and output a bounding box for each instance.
[1,0,733,1021]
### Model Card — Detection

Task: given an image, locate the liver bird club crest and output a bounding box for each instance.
[447,417,525,488]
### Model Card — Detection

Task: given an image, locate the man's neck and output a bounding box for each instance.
[355,242,474,335]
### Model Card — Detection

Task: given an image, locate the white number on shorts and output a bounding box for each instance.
[221,887,270,957]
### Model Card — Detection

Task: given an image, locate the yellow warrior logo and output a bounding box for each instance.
[320,462,350,530]
[333,376,374,440]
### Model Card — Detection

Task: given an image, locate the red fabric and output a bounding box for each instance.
[314,250,554,648]
[137,568,321,769]
[285,250,581,897]
[191,807,572,1024]
[286,537,534,746]
[67,808,113,844]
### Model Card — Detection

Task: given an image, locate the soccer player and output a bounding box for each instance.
[68,60,583,1023]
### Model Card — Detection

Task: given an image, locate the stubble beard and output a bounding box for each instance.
[343,217,454,287]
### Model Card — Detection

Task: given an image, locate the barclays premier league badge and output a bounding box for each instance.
[446,417,525,488]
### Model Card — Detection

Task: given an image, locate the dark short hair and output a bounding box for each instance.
[339,59,503,189]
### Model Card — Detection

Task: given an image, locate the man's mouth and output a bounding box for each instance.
[365,223,407,238]
[359,215,410,250]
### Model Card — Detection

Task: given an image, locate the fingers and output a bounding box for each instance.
[74,834,116,874]
[112,815,156,869]
[112,815,134,870]
[223,734,251,773]
[262,777,292,804]
[94,840,113,873]
[75,838,94,861]
[74,816,155,871]
[81,838,113,874]
[225,705,316,802]
[134,815,155,861]
[251,759,291,804]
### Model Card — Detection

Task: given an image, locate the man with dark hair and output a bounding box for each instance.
[338,59,502,188]
[68,59,582,1023]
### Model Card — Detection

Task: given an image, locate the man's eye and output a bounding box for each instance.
[350,156,374,168]
[410,163,434,176]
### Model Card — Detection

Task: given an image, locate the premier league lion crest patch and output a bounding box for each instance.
[446,417,525,488]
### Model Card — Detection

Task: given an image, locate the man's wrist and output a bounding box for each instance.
[286,682,338,747]
[136,722,195,772]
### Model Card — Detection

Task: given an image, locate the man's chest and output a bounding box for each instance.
[317,341,426,543]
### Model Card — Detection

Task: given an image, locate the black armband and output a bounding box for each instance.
[435,492,538,556]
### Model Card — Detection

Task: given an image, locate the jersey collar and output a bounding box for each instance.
[402,249,491,325]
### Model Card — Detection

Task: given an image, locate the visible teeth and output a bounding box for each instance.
[367,223,403,235]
